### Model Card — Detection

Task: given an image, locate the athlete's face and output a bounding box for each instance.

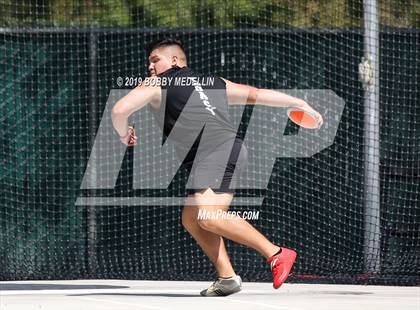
[148,48,172,76]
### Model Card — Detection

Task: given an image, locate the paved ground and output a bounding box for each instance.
[1,280,419,310]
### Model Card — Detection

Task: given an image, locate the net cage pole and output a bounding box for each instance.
[87,30,98,274]
[362,0,381,273]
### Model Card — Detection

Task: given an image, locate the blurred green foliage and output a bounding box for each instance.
[0,0,419,28]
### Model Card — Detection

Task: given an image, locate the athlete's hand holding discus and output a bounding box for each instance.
[289,100,324,129]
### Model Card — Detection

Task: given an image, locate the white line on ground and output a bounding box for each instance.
[74,296,170,310]
[0,289,198,296]
[216,295,290,310]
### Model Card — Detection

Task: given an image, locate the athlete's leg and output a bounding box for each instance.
[182,194,236,278]
[191,188,280,259]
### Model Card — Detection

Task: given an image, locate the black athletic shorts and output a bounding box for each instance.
[185,138,248,195]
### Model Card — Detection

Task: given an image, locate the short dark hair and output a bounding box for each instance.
[146,38,186,57]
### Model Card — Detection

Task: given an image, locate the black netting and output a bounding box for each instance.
[0,1,419,285]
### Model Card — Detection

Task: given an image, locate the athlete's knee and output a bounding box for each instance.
[182,216,197,233]
[181,208,199,232]
[197,217,220,232]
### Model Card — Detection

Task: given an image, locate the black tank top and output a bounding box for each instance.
[150,66,237,165]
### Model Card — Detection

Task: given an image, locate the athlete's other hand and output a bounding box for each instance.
[119,126,137,146]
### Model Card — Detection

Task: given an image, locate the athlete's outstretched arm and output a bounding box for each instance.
[111,83,160,138]
[222,78,323,126]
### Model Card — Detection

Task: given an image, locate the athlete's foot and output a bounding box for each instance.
[267,247,297,289]
[200,275,242,296]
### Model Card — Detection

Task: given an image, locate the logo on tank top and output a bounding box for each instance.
[190,79,216,116]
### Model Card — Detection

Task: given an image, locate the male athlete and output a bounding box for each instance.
[111,39,323,296]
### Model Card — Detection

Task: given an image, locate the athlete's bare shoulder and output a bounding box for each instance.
[137,76,161,109]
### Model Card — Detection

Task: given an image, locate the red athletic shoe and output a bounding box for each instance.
[267,247,297,289]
